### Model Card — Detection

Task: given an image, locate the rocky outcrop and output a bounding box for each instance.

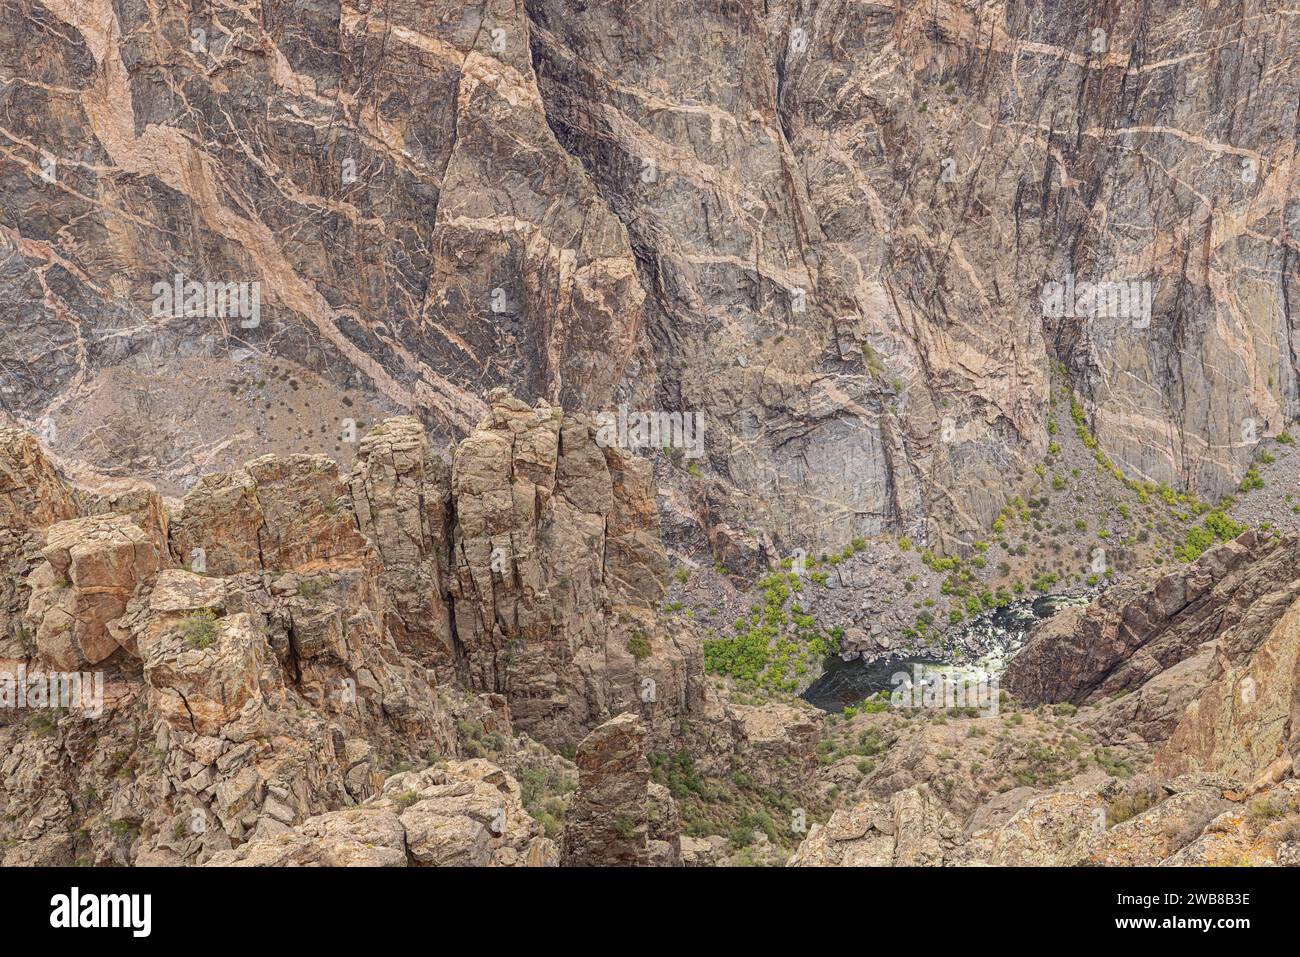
[447,390,703,749]
[156,392,704,755]
[349,418,455,666]
[170,455,373,577]
[0,428,78,531]
[2,410,792,867]
[209,760,557,867]
[0,420,484,862]
[26,515,162,670]
[789,785,962,867]
[560,712,679,866]
[1158,588,1300,784]
[0,428,79,660]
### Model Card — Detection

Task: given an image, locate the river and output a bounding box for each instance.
[801,592,1091,712]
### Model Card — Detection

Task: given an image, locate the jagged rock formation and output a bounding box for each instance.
[0,407,563,863]
[3,0,1299,871]
[560,712,680,867]
[788,784,962,867]
[2,0,1295,559]
[0,402,818,866]
[0,428,79,662]
[209,759,557,867]
[27,514,162,670]
[445,391,702,748]
[348,418,456,667]
[142,392,701,751]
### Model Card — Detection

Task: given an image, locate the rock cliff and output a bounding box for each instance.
[2,0,1295,558]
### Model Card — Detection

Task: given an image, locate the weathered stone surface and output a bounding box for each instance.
[349,417,454,666]
[447,392,701,749]
[979,791,1110,867]
[561,712,678,866]
[26,515,162,669]
[788,785,960,867]
[1083,783,1232,867]
[0,429,78,660]
[0,428,77,532]
[6,0,1296,564]
[383,759,550,867]
[171,455,371,576]
[8,394,860,875]
[207,806,408,867]
[212,759,556,867]
[1158,591,1300,783]
[140,609,272,737]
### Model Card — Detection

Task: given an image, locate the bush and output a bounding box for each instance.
[1247,796,1287,827]
[1108,790,1159,825]
[1175,511,1247,562]
[178,609,220,649]
[626,632,652,661]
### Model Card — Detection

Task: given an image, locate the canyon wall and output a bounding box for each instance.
[1,0,1296,557]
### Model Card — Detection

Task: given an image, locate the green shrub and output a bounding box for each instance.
[1175,511,1247,562]
[178,610,220,649]
[626,632,652,661]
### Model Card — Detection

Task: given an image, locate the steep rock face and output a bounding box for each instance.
[448,390,702,748]
[1004,533,1300,787]
[1158,589,1300,783]
[1078,641,1219,746]
[170,455,373,577]
[0,421,482,863]
[349,417,455,667]
[3,0,1295,557]
[0,428,79,660]
[1003,532,1294,705]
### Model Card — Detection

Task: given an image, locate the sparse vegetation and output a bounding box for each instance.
[178,609,220,649]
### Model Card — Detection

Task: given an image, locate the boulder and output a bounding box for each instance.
[26,515,162,669]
